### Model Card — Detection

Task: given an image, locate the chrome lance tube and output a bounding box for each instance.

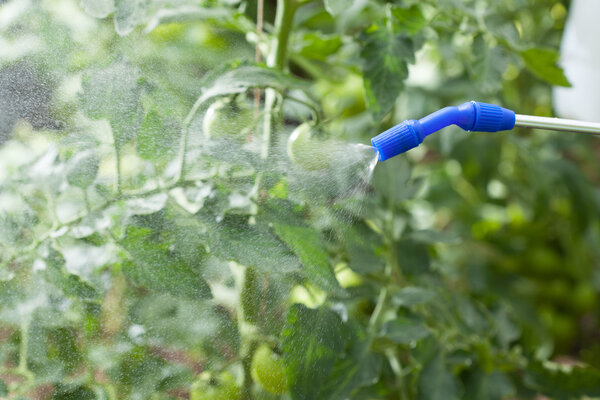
[515,114,600,135]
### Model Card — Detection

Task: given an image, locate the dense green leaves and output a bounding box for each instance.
[0,0,592,399]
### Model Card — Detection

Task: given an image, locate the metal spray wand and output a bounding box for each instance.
[371,101,600,161]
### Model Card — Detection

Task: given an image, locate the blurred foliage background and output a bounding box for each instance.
[2,0,600,399]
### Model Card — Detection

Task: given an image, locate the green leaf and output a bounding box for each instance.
[324,0,354,17]
[144,6,234,33]
[203,215,300,273]
[484,15,519,47]
[66,150,99,188]
[520,47,571,87]
[471,36,507,94]
[525,360,600,400]
[0,378,8,396]
[381,318,430,344]
[114,0,146,36]
[52,384,96,400]
[295,32,343,62]
[396,240,430,275]
[120,225,212,300]
[79,0,114,18]
[360,24,413,119]
[392,287,435,307]
[391,5,427,34]
[465,370,515,400]
[319,325,381,399]
[41,247,99,300]
[80,61,141,147]
[282,305,347,400]
[418,353,460,400]
[198,65,308,105]
[273,223,344,295]
[137,111,164,160]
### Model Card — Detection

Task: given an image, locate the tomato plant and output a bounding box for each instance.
[1,0,600,399]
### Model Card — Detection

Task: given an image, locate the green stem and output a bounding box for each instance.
[115,144,122,196]
[18,319,30,374]
[177,96,205,183]
[271,0,298,71]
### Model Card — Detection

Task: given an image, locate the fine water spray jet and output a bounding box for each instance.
[371,101,600,161]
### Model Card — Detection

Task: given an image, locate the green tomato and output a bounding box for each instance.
[335,263,363,288]
[203,98,254,142]
[190,371,241,400]
[286,122,331,171]
[251,344,288,394]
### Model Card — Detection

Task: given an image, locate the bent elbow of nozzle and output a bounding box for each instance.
[371,101,516,161]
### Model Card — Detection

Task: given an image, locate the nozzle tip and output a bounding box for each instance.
[371,120,423,161]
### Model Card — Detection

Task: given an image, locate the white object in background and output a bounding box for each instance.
[553,0,600,123]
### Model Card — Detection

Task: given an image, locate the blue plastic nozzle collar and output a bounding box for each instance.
[371,101,515,161]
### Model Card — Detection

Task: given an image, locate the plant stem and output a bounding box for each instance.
[261,0,298,160]
[115,144,122,196]
[18,319,29,374]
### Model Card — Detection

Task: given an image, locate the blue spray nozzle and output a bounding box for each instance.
[371,101,516,161]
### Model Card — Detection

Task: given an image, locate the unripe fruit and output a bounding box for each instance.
[251,344,288,394]
[203,97,254,142]
[190,371,241,400]
[286,122,331,171]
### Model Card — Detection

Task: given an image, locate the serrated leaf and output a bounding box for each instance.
[392,5,427,34]
[80,61,141,147]
[79,0,115,18]
[120,225,211,300]
[42,248,99,300]
[203,215,300,273]
[525,360,600,400]
[382,318,430,344]
[282,305,347,400]
[392,287,435,307]
[360,24,413,119]
[273,223,344,295]
[324,0,353,16]
[418,353,459,400]
[521,47,570,87]
[66,150,99,188]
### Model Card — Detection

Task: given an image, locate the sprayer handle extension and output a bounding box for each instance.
[371,101,600,161]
